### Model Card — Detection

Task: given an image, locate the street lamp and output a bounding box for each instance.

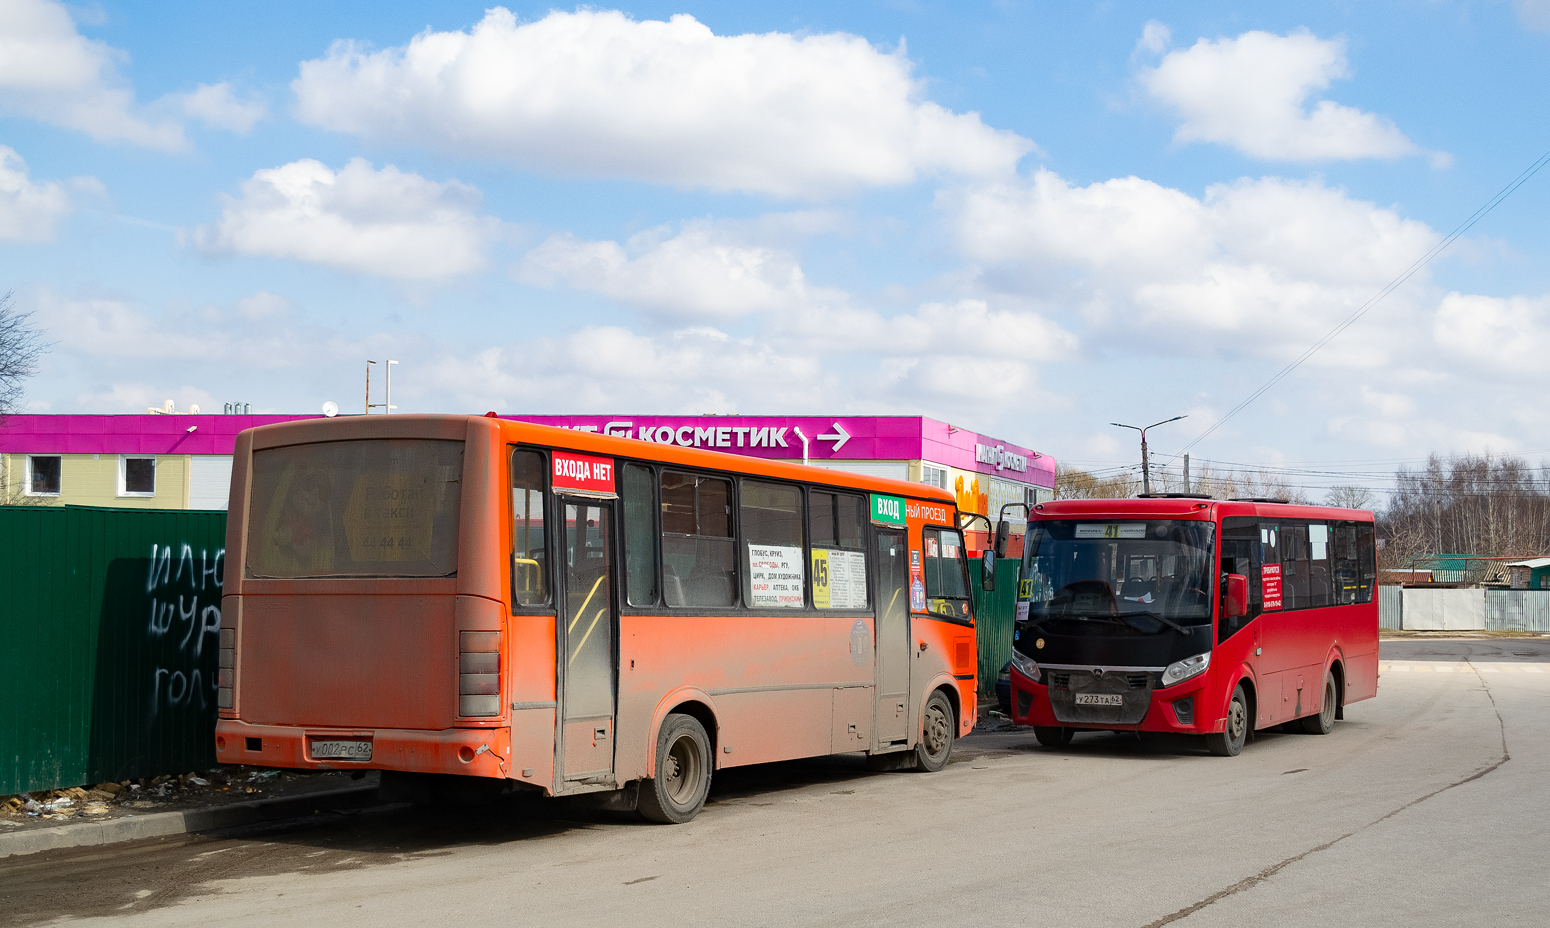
[1111,416,1187,495]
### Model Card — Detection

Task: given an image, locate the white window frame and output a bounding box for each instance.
[118,455,157,497]
[921,463,948,490]
[24,454,63,496]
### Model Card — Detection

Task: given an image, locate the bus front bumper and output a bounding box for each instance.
[1009,671,1216,734]
[215,720,512,780]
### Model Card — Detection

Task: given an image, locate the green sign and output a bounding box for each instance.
[871,493,906,526]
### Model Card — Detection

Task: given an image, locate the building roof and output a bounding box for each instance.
[1506,558,1550,569]
[0,413,1057,489]
[0,414,314,456]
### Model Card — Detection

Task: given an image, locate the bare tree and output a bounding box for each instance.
[0,292,44,418]
[1055,464,1140,499]
[1325,485,1376,510]
[1382,453,1550,568]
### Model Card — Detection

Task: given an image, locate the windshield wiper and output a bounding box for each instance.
[1120,610,1191,635]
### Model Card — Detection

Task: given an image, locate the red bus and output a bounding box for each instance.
[1005,497,1377,755]
[214,415,978,821]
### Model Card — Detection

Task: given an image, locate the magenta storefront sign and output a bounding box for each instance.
[512,415,1055,488]
[0,413,1056,488]
[0,415,316,456]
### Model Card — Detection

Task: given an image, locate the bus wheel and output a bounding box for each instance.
[1206,684,1249,757]
[639,714,712,824]
[1033,726,1073,747]
[914,691,955,772]
[1300,672,1338,735]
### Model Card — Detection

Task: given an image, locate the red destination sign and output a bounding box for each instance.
[1262,564,1283,611]
[552,451,615,494]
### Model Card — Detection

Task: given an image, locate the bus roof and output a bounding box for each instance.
[1032,497,1375,523]
[238,414,958,507]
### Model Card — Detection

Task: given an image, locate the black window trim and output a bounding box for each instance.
[509,444,558,615]
[919,522,975,627]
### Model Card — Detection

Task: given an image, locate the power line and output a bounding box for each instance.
[1168,147,1550,460]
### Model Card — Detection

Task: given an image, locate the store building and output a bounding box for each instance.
[0,414,307,510]
[1,413,1054,521]
[511,415,1055,522]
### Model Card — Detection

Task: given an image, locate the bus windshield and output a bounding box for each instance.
[247,438,464,579]
[1022,519,1215,631]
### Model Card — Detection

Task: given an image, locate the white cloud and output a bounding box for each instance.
[235,291,291,320]
[0,145,72,241]
[945,170,1437,360]
[73,383,219,415]
[193,158,499,279]
[176,82,267,134]
[424,325,828,415]
[292,8,1033,198]
[516,224,821,320]
[1434,291,1550,374]
[1136,21,1171,55]
[1517,0,1550,31]
[0,0,184,149]
[1140,29,1423,162]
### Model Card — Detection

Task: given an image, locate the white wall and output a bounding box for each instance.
[1401,588,1486,630]
[188,456,234,510]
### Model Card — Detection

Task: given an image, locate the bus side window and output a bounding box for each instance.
[810,491,868,610]
[623,463,659,607]
[1307,523,1332,607]
[660,471,735,608]
[1219,517,1261,642]
[1332,523,1360,605]
[510,449,550,607]
[1282,523,1309,611]
[1355,522,1376,603]
[741,479,805,609]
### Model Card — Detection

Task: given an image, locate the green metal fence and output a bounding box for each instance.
[0,506,227,796]
[972,557,1022,696]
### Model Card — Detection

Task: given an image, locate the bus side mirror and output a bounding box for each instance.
[1225,574,1248,619]
[982,549,996,592]
[994,520,1011,558]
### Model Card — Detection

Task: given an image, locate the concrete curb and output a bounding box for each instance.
[0,785,381,859]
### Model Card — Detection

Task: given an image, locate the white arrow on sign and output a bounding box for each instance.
[817,423,851,453]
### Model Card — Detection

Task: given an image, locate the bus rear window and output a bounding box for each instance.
[246,439,464,579]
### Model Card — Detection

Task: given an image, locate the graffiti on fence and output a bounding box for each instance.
[145,542,224,716]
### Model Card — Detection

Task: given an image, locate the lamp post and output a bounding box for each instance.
[1110,416,1187,495]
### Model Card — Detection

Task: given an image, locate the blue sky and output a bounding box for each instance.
[3,0,1549,498]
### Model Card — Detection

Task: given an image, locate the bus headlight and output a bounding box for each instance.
[1010,649,1040,682]
[1160,652,1210,688]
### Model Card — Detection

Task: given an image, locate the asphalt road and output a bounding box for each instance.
[5,638,1547,927]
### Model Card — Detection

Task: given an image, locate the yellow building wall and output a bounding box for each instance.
[3,453,190,509]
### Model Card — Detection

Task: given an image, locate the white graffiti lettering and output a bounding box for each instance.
[145,541,225,717]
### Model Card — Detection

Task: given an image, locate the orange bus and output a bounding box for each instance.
[214,414,978,822]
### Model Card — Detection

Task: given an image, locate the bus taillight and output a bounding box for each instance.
[217,628,235,709]
[459,631,501,717]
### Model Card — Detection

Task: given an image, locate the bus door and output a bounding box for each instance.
[874,528,911,746]
[557,498,616,785]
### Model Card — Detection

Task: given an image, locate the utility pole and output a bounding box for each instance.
[1110,416,1187,496]
[366,360,399,414]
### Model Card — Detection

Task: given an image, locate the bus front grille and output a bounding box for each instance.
[1047,670,1155,726]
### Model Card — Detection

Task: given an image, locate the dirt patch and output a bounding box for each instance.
[0,767,374,836]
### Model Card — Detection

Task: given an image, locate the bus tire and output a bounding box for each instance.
[638,713,712,824]
[1206,684,1250,757]
[1299,671,1338,735]
[1033,726,1074,747]
[914,690,955,772]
